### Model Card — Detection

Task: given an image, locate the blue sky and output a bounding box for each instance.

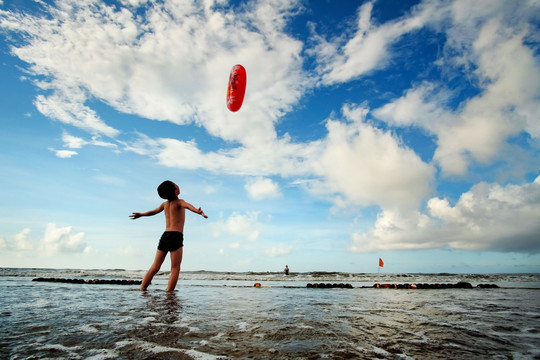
[1,0,539,273]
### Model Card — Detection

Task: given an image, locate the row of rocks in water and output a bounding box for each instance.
[304,282,499,289]
[33,278,498,289]
[306,283,354,288]
[32,277,142,285]
[372,282,499,289]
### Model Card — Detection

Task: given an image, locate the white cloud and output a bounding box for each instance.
[35,93,119,137]
[265,244,293,257]
[212,211,261,242]
[373,81,451,129]
[2,224,92,256]
[427,176,540,252]
[154,135,319,177]
[118,244,139,257]
[52,149,78,158]
[42,223,87,256]
[310,1,444,85]
[61,132,118,151]
[62,132,87,149]
[15,228,33,251]
[349,176,540,253]
[434,17,540,175]
[309,104,435,209]
[373,2,540,176]
[1,0,306,145]
[245,177,281,200]
[2,0,539,260]
[0,0,437,213]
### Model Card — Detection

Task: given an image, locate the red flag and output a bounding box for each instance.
[379,258,384,267]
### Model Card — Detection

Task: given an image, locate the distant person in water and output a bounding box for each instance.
[283,265,290,275]
[130,180,208,292]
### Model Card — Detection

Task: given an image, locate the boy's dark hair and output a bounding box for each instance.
[157,180,176,201]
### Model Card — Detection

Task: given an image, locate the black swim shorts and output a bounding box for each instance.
[157,231,184,252]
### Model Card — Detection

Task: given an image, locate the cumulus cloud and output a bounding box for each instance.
[35,92,119,137]
[4,0,531,209]
[50,132,118,158]
[153,135,318,177]
[15,228,33,251]
[51,149,78,158]
[0,0,306,145]
[42,223,88,256]
[1,224,91,256]
[373,82,451,129]
[372,1,540,176]
[61,132,118,151]
[1,0,539,258]
[349,176,540,253]
[212,212,261,242]
[265,244,293,257]
[310,0,444,85]
[309,104,435,209]
[245,177,281,200]
[62,132,87,149]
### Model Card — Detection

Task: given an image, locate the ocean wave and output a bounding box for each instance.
[2,268,539,287]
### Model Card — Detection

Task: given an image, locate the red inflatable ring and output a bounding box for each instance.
[226,64,247,112]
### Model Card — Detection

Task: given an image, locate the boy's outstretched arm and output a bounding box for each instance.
[130,203,165,220]
[180,200,208,218]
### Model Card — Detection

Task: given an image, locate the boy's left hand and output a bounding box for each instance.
[198,208,208,219]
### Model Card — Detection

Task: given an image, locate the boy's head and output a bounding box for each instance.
[157,180,177,201]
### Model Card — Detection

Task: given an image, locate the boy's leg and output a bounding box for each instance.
[141,249,167,291]
[166,247,183,292]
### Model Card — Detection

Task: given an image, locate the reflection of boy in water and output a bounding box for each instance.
[130,180,208,292]
[284,265,290,275]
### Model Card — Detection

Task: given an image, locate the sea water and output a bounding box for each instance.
[1,269,539,359]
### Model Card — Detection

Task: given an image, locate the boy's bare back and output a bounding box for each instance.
[163,199,189,233]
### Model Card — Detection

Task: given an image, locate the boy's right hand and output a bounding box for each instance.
[130,212,141,220]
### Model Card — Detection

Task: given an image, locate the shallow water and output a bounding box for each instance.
[1,269,539,359]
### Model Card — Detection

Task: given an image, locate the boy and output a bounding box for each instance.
[130,180,208,291]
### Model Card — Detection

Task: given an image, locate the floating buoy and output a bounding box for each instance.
[254,282,261,288]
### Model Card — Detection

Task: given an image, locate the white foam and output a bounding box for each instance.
[210,332,225,340]
[370,345,391,356]
[85,348,120,360]
[236,321,249,332]
[116,339,223,360]
[37,344,83,359]
[79,324,99,333]
[184,348,225,360]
